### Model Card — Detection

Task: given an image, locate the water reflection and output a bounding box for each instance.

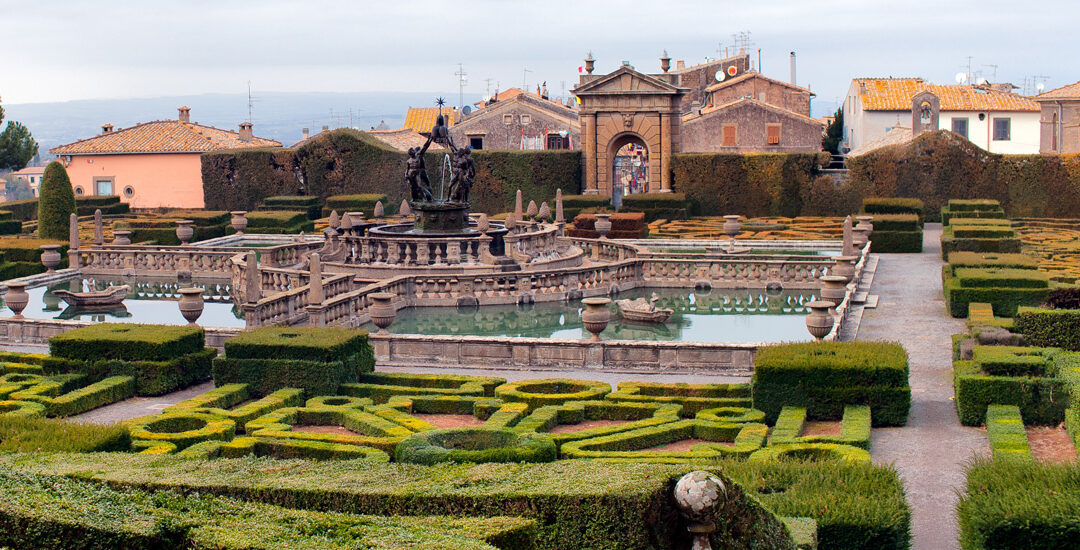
[362,288,815,343]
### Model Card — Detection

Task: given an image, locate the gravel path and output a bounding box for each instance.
[858,224,987,550]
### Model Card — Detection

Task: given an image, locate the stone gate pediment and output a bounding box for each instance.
[574,66,682,96]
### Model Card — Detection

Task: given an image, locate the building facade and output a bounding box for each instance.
[843,78,1040,154]
[681,98,824,153]
[6,166,46,196]
[50,107,280,209]
[448,92,579,151]
[1034,81,1080,154]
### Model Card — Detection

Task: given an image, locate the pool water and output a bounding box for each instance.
[1,276,245,328]
[361,288,816,343]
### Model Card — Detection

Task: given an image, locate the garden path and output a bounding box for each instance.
[859,223,986,550]
[67,381,214,425]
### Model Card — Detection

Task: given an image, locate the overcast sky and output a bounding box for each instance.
[1,0,1074,116]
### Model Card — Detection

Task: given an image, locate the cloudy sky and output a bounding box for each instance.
[1,0,1074,115]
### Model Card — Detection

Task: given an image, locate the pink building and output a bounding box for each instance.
[50,107,280,209]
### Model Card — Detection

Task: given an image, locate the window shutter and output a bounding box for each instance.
[722,125,736,147]
[767,124,781,145]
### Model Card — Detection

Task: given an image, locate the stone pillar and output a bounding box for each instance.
[660,113,673,193]
[308,253,324,305]
[842,216,855,256]
[244,250,261,304]
[93,209,104,246]
[68,213,80,269]
[514,189,524,219]
[583,114,599,195]
[555,188,565,223]
[478,234,495,264]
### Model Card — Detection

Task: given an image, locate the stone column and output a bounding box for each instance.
[583,113,599,195]
[244,250,261,304]
[308,253,324,305]
[660,113,673,193]
[93,209,104,246]
[514,190,524,219]
[842,216,855,256]
[68,213,80,269]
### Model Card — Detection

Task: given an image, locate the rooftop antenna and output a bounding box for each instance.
[522,67,532,92]
[983,64,999,81]
[964,56,974,84]
[455,63,468,112]
[483,78,494,97]
[246,81,254,123]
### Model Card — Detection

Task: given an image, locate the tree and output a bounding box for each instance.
[37,161,75,240]
[0,99,40,171]
[822,107,844,155]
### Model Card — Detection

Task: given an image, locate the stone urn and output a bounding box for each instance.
[805,300,835,340]
[4,282,29,318]
[674,471,726,550]
[831,255,857,283]
[723,215,742,239]
[175,220,194,245]
[369,292,396,334]
[855,215,874,235]
[581,297,612,342]
[112,230,132,246]
[594,214,612,239]
[177,287,204,326]
[40,245,62,273]
[819,275,849,312]
[230,211,248,235]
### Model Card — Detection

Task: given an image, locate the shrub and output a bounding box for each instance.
[953,358,1068,426]
[985,404,1032,461]
[747,443,871,464]
[606,381,752,416]
[870,230,922,253]
[560,419,767,461]
[618,193,689,221]
[1044,287,1080,309]
[94,347,216,396]
[867,213,919,231]
[49,323,205,362]
[223,326,371,363]
[0,415,129,452]
[494,378,611,410]
[36,162,76,240]
[752,341,911,426]
[395,427,557,465]
[948,199,1004,212]
[128,412,236,450]
[670,152,827,217]
[75,195,129,216]
[958,458,1080,549]
[972,345,1055,377]
[944,278,1049,318]
[862,197,924,220]
[1015,307,1080,351]
[257,195,321,219]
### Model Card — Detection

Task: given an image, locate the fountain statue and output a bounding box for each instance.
[405,98,476,233]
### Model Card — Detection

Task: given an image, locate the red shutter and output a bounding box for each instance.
[722,125,736,147]
[767,124,781,145]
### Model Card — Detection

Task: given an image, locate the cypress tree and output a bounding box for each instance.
[37,161,76,240]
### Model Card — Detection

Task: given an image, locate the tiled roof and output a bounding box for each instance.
[366,128,446,151]
[403,107,459,134]
[9,166,45,176]
[847,126,913,157]
[1035,81,1080,100]
[852,78,1039,112]
[682,97,822,124]
[51,120,280,155]
[705,71,814,95]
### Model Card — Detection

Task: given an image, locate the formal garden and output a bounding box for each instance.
[0,130,1079,548]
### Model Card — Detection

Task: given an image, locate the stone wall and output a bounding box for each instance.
[708,74,812,117]
[449,95,580,151]
[681,100,824,153]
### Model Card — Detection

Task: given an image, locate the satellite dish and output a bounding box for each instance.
[726,65,738,77]
[1036,83,1046,92]
[462,105,472,115]
[955,72,968,84]
[977,77,989,86]
[714,70,725,82]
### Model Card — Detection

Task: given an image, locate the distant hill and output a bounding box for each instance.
[3,91,480,157]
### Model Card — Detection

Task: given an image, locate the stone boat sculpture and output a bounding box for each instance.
[616,293,673,324]
[52,285,130,307]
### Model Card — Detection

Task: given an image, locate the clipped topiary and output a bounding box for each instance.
[36,162,76,240]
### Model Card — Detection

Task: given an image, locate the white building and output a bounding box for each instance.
[843,78,1040,155]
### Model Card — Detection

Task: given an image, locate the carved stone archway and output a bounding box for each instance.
[573,63,688,197]
[607,132,649,206]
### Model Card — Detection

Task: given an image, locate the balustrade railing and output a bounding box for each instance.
[78,246,238,278]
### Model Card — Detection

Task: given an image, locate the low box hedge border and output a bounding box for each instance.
[747,442,871,464]
[606,381,752,417]
[972,345,1055,377]
[395,427,557,465]
[766,405,872,450]
[244,403,412,453]
[340,372,504,403]
[49,323,205,362]
[93,347,217,397]
[128,412,237,450]
[220,436,393,462]
[0,399,46,418]
[953,358,1068,426]
[560,419,767,461]
[944,278,1050,318]
[985,404,1032,461]
[46,375,135,417]
[869,230,923,253]
[862,197,924,220]
[370,395,525,433]
[494,378,611,411]
[167,386,305,433]
[954,267,1048,289]
[512,400,683,449]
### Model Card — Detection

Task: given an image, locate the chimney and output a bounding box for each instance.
[676,60,685,71]
[238,122,253,142]
[322,125,329,132]
[789,51,796,86]
[302,127,309,141]
[178,106,191,123]
[101,124,114,135]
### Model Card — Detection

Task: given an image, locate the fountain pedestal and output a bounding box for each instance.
[412,201,472,233]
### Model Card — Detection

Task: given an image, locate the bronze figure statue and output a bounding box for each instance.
[448,146,475,203]
[405,139,435,202]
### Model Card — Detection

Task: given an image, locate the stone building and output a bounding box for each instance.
[670,53,751,112]
[1034,81,1080,153]
[449,91,579,151]
[681,98,824,153]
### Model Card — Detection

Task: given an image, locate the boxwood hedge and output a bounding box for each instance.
[395,427,557,465]
[49,324,206,362]
[1015,308,1080,351]
[606,381,752,416]
[985,404,1032,461]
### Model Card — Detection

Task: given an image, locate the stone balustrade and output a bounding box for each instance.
[259,241,324,268]
[241,272,352,328]
[78,246,238,279]
[567,237,642,262]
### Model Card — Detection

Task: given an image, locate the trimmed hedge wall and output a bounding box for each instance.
[862,197,924,221]
[203,129,581,215]
[671,152,830,217]
[952,340,1069,426]
[50,324,205,362]
[560,195,611,220]
[753,341,911,426]
[323,193,390,217]
[985,404,1031,461]
[0,198,39,221]
[1014,308,1080,351]
[606,381,752,417]
[618,193,689,221]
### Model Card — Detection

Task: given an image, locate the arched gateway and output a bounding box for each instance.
[572,58,688,198]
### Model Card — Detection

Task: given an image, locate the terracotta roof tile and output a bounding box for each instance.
[1035,81,1080,100]
[366,128,445,151]
[403,107,459,134]
[853,78,1039,112]
[50,120,280,155]
[682,97,822,124]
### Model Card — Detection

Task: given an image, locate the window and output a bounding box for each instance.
[123,185,135,198]
[469,136,484,150]
[74,186,84,196]
[952,118,969,139]
[766,123,781,145]
[993,118,1011,141]
[503,114,513,125]
[93,177,114,196]
[1052,113,1059,151]
[721,124,737,147]
[546,134,569,150]
[520,114,531,125]
[29,177,35,183]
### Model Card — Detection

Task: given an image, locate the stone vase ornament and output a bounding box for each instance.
[855,215,874,235]
[230,211,248,235]
[581,297,611,342]
[369,292,396,334]
[177,287,204,326]
[722,215,742,252]
[819,275,848,311]
[4,282,29,318]
[112,230,132,246]
[594,214,612,239]
[805,300,835,340]
[175,220,194,245]
[674,471,726,550]
[40,245,61,273]
[831,256,857,283]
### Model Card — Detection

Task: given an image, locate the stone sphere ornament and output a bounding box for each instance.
[674,470,727,550]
